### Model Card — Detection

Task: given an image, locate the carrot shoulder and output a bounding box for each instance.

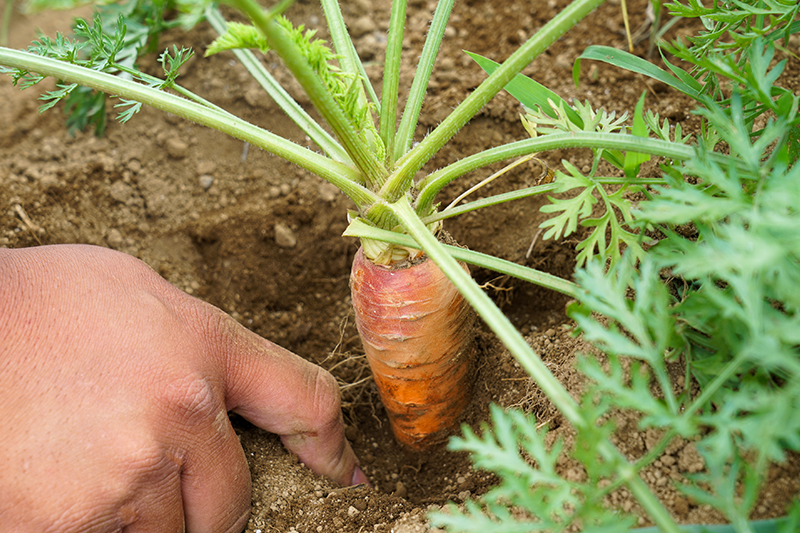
[350,247,475,450]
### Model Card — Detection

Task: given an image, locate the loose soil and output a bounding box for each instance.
[2,0,799,531]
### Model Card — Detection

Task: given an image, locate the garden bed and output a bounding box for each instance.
[2,0,799,531]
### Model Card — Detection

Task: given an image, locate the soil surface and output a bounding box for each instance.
[2,0,799,531]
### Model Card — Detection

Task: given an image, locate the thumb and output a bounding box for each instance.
[212,313,366,487]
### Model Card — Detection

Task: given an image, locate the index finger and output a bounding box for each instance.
[204,307,365,487]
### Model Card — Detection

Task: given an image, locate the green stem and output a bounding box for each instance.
[320,0,379,110]
[392,0,455,162]
[112,61,232,118]
[206,7,350,163]
[0,0,12,47]
[414,133,715,216]
[421,183,560,225]
[622,464,683,533]
[386,197,681,533]
[343,218,579,298]
[229,0,386,187]
[683,350,749,419]
[389,196,585,421]
[0,47,377,208]
[381,0,607,201]
[378,0,407,164]
[267,0,296,17]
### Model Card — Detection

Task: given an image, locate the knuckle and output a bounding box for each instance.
[308,366,342,427]
[161,374,224,427]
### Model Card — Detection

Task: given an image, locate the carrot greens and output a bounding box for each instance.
[431,1,800,531]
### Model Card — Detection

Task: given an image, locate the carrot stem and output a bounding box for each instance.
[381,0,607,202]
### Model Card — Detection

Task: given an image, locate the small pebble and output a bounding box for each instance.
[274,223,297,248]
[319,182,338,202]
[347,505,360,518]
[358,34,379,60]
[166,138,188,159]
[439,57,456,71]
[106,229,124,249]
[109,181,134,203]
[197,161,216,175]
[199,175,215,191]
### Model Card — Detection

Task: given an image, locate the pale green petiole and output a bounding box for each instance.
[378,0,407,163]
[343,218,579,298]
[205,7,350,163]
[0,46,377,207]
[414,133,716,216]
[228,0,385,187]
[386,196,682,533]
[392,0,455,162]
[421,182,561,225]
[320,0,379,110]
[381,0,608,202]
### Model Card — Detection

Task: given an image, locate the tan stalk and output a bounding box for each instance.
[443,155,542,212]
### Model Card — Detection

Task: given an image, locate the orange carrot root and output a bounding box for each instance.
[350,247,475,450]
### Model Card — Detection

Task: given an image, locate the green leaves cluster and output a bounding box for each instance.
[20,0,177,134]
[430,404,637,533]
[570,83,800,524]
[437,6,800,532]
[520,96,657,268]
[1,2,190,132]
[664,0,799,101]
[537,159,644,268]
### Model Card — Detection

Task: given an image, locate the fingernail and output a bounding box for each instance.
[351,466,371,487]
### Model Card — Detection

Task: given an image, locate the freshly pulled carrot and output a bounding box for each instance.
[350,247,475,450]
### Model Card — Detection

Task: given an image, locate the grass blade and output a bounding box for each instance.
[576,45,702,98]
[465,51,583,128]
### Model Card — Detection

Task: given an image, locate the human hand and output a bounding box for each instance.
[0,244,367,532]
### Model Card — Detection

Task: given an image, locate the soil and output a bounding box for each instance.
[2,0,799,531]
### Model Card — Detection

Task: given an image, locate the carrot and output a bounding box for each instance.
[350,246,475,450]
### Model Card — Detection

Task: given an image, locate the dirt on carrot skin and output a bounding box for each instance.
[2,0,800,531]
